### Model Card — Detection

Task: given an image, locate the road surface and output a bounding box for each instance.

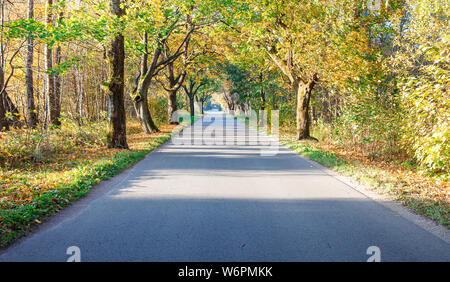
[1,112,449,261]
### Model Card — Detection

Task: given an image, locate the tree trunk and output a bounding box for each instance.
[259,73,266,128]
[73,70,81,124]
[0,0,20,129]
[196,96,205,115]
[132,32,159,134]
[184,92,189,111]
[107,0,128,149]
[168,90,178,124]
[0,68,6,131]
[26,0,37,128]
[54,3,63,122]
[45,0,59,126]
[189,95,194,117]
[76,72,83,124]
[0,101,5,131]
[295,77,317,140]
[161,32,189,124]
[260,72,265,110]
[0,72,20,128]
[134,88,159,134]
[0,0,6,131]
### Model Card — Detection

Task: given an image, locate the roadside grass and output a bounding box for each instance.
[281,132,449,228]
[0,120,177,248]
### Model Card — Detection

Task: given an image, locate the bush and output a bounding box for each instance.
[0,117,107,168]
[399,61,450,174]
[393,1,450,175]
[310,89,402,161]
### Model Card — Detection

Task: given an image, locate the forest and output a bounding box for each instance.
[0,0,448,246]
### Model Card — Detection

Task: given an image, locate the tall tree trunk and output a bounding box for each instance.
[76,71,83,125]
[295,75,317,140]
[196,95,204,115]
[0,105,5,131]
[259,72,265,110]
[54,3,63,122]
[0,69,20,128]
[0,68,6,131]
[168,89,178,124]
[0,0,20,129]
[133,32,158,134]
[271,93,277,110]
[45,0,59,126]
[134,88,158,133]
[189,95,194,118]
[0,0,5,131]
[26,0,37,128]
[182,82,196,118]
[165,69,184,124]
[107,0,128,149]
[258,72,266,127]
[163,15,191,124]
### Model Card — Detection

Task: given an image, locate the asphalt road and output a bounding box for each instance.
[1,112,449,261]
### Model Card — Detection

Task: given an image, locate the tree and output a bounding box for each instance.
[195,76,217,114]
[54,0,64,125]
[181,37,221,117]
[157,13,195,124]
[390,0,450,173]
[0,0,22,130]
[182,77,205,117]
[133,31,191,127]
[220,0,374,140]
[196,91,210,114]
[107,0,128,149]
[0,0,8,131]
[26,0,37,128]
[127,3,196,131]
[0,71,5,130]
[154,4,218,124]
[131,31,159,133]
